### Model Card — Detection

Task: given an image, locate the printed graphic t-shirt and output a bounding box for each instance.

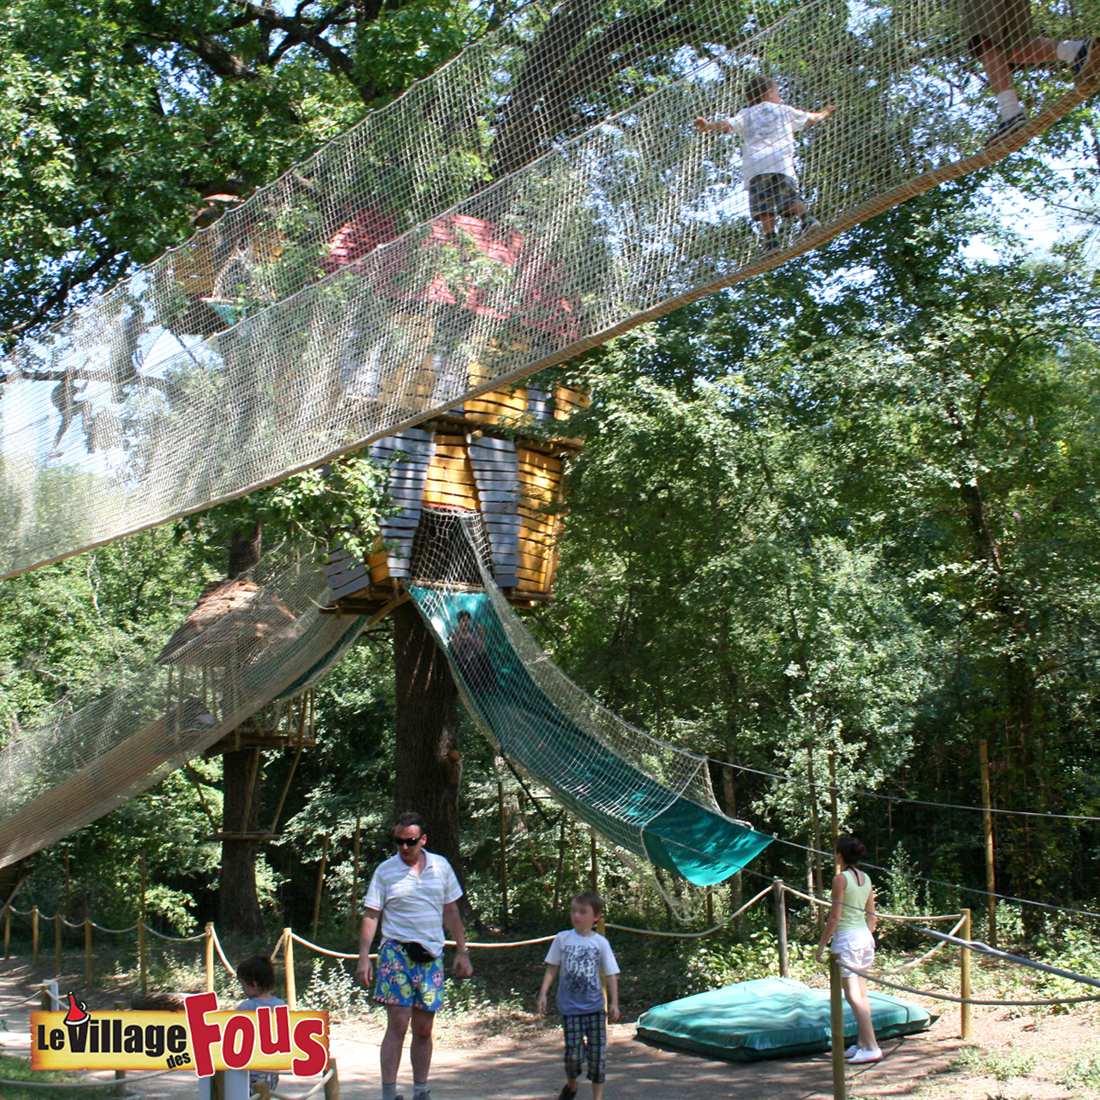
[545,929,620,1016]
[364,851,464,958]
[724,102,812,186]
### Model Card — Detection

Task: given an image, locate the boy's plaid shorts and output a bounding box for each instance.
[562,1011,607,1083]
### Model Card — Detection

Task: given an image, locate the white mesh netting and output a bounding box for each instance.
[2,0,1096,580]
[0,552,365,868]
[404,506,773,885]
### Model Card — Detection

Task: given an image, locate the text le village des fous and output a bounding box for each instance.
[32,993,328,1075]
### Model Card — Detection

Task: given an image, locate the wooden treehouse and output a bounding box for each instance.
[324,379,587,616]
[156,578,316,843]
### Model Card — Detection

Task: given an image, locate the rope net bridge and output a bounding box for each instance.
[404,506,772,887]
[0,551,367,869]
[3,0,1098,580]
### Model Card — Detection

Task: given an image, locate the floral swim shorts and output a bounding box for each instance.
[374,939,446,1011]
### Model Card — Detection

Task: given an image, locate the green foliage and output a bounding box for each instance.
[1062,1048,1100,1091]
[173,453,392,564]
[954,1046,1037,1082]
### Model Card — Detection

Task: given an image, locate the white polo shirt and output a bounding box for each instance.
[364,851,464,958]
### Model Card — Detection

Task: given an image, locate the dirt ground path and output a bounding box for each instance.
[1,958,1093,1100]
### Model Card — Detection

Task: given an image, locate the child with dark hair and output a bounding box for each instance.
[237,955,286,1096]
[695,75,835,252]
[537,893,620,1100]
[815,836,881,1064]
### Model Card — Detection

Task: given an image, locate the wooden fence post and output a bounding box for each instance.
[204,923,215,992]
[85,919,93,986]
[960,908,972,1040]
[284,929,297,1010]
[829,953,846,1100]
[323,1058,340,1100]
[55,912,62,977]
[32,907,39,967]
[773,880,789,979]
[114,1002,127,1096]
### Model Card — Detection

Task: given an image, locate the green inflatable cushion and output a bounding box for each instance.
[636,977,935,1062]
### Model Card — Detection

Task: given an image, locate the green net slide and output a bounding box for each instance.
[406,507,772,886]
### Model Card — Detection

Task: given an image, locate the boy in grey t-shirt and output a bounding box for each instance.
[537,892,620,1100]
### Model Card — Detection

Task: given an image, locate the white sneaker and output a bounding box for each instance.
[844,1044,858,1058]
[848,1047,883,1064]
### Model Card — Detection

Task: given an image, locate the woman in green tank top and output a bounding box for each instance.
[815,835,881,1063]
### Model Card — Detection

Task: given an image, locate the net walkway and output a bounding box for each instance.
[0,553,365,868]
[406,507,772,884]
[2,0,1096,580]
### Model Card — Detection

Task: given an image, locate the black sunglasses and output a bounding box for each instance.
[393,835,423,848]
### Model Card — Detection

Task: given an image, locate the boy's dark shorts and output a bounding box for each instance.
[748,173,804,219]
[963,0,1034,53]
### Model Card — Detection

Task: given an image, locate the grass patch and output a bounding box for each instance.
[0,1053,122,1100]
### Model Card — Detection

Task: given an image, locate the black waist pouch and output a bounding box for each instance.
[400,941,436,964]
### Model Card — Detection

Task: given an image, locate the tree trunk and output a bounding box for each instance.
[218,522,266,937]
[392,601,468,902]
[219,748,266,937]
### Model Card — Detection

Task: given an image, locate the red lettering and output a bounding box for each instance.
[258,1006,291,1055]
[291,1019,328,1076]
[222,1016,255,1071]
[184,992,222,1078]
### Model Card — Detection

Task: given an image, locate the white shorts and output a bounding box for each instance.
[832,927,875,978]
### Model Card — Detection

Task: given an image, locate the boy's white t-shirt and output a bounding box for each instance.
[724,102,812,186]
[545,929,620,1016]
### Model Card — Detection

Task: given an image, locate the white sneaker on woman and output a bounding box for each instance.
[848,1047,883,1064]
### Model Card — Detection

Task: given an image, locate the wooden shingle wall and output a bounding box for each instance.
[326,386,580,605]
[517,447,563,592]
[469,436,522,588]
[371,428,436,579]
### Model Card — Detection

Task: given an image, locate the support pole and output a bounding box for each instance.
[808,746,823,924]
[32,906,39,967]
[829,953,847,1100]
[589,831,598,894]
[960,908,972,1040]
[284,929,297,1010]
[205,924,215,992]
[311,836,329,939]
[828,748,840,854]
[350,817,361,934]
[139,853,147,994]
[323,1058,340,1100]
[774,880,789,978]
[54,912,62,977]
[498,780,509,922]
[705,888,715,928]
[85,920,92,986]
[552,812,567,914]
[979,740,996,947]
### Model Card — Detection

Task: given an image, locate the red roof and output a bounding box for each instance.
[322,209,576,339]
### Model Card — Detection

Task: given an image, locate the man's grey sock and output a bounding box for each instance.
[381,1084,399,1100]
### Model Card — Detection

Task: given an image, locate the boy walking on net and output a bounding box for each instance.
[537,892,621,1100]
[695,75,835,252]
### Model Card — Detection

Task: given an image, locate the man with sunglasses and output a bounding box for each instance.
[356,812,472,1100]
